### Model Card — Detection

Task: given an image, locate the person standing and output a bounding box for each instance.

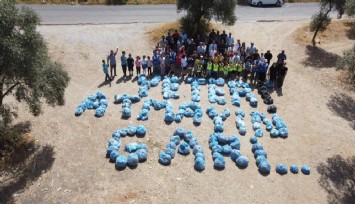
[277,50,287,62]
[142,55,148,76]
[169,50,176,75]
[102,60,110,81]
[264,50,273,65]
[152,51,160,75]
[147,56,152,76]
[268,62,278,86]
[127,53,134,76]
[120,51,128,77]
[107,47,118,78]
[276,61,288,88]
[135,56,142,76]
[160,53,166,76]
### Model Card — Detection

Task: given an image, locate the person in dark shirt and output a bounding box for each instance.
[276,60,288,88]
[268,62,278,85]
[218,39,227,55]
[264,50,273,65]
[209,29,216,43]
[127,53,134,76]
[277,50,287,62]
[220,30,228,44]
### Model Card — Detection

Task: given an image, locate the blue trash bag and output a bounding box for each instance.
[193,145,204,155]
[137,143,148,150]
[137,75,146,85]
[122,107,131,118]
[230,149,242,161]
[165,111,175,122]
[208,110,219,119]
[87,100,94,109]
[171,76,179,83]
[217,135,229,145]
[171,93,180,99]
[251,115,262,123]
[112,130,121,138]
[115,155,127,168]
[235,109,245,117]
[136,125,147,136]
[250,136,258,144]
[255,129,264,137]
[95,106,106,117]
[214,123,224,133]
[166,142,177,150]
[253,122,261,130]
[208,95,217,103]
[266,124,273,131]
[217,97,227,105]
[174,127,185,138]
[127,126,137,136]
[75,107,84,116]
[170,135,181,145]
[254,150,268,158]
[109,150,120,161]
[193,115,202,125]
[175,114,182,122]
[184,109,195,117]
[258,161,271,174]
[239,126,247,135]
[159,151,172,165]
[99,99,108,107]
[252,143,264,152]
[178,142,191,155]
[186,77,194,84]
[127,153,139,166]
[208,78,216,84]
[211,145,223,154]
[142,102,151,110]
[276,163,288,174]
[119,128,128,137]
[231,99,241,107]
[256,155,267,165]
[220,109,231,121]
[194,157,206,171]
[279,128,289,138]
[228,81,236,88]
[238,89,247,97]
[270,129,279,137]
[214,156,226,169]
[236,156,249,167]
[170,83,179,91]
[216,78,225,86]
[108,137,121,148]
[230,141,241,150]
[192,95,200,102]
[250,98,258,107]
[301,165,311,175]
[96,91,106,100]
[164,147,176,159]
[290,164,299,174]
[215,89,225,96]
[189,137,198,148]
[125,142,139,153]
[88,94,97,101]
[246,93,254,101]
[130,95,141,103]
[183,131,193,142]
[222,145,232,155]
[195,153,205,161]
[228,135,239,143]
[139,89,148,97]
[93,101,100,109]
[197,78,207,85]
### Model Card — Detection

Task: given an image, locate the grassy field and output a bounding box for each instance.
[16,0,320,5]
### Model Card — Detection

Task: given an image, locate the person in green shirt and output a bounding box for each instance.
[236,62,243,80]
[206,59,213,78]
[212,61,219,79]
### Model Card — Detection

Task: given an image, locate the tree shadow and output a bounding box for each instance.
[344,21,355,40]
[303,45,340,68]
[327,93,355,130]
[0,145,55,203]
[317,155,355,204]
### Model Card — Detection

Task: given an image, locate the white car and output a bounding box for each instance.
[249,0,283,7]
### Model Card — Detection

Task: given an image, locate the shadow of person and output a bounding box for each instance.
[116,76,130,84]
[0,145,55,204]
[98,80,112,88]
[317,155,355,204]
[131,76,138,83]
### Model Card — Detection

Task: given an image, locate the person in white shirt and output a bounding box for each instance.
[209,40,217,56]
[160,53,166,76]
[209,47,217,59]
[246,42,256,56]
[197,42,207,55]
[226,32,234,48]
[159,35,167,48]
[233,39,241,53]
[181,54,188,75]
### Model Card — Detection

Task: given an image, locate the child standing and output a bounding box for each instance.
[127,54,134,76]
[135,56,142,75]
[102,60,110,81]
[142,55,147,76]
[147,56,152,76]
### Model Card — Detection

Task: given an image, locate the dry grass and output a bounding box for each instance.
[295,19,355,45]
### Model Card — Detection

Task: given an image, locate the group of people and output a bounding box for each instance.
[102,29,289,88]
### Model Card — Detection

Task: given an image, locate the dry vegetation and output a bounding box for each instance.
[295,18,355,45]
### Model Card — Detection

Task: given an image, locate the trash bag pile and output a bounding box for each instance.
[191,81,201,102]
[159,128,206,171]
[250,140,271,174]
[235,109,247,135]
[149,75,161,87]
[215,77,225,87]
[105,125,148,169]
[162,76,180,99]
[272,114,288,138]
[250,111,267,138]
[185,77,207,85]
[75,91,108,117]
[209,132,248,169]
[257,82,274,105]
[164,100,175,122]
[227,81,251,106]
[208,84,226,105]
[206,107,230,132]
[114,94,141,119]
[267,104,277,113]
[175,102,203,125]
[137,74,150,97]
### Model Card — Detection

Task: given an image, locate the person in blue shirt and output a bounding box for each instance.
[152,51,160,75]
[277,50,287,62]
[102,60,110,81]
[120,51,128,77]
[250,60,260,83]
[107,47,118,78]
[258,61,268,82]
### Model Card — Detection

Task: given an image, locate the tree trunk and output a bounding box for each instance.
[312,28,319,46]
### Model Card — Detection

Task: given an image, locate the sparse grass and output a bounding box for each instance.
[295,19,355,45]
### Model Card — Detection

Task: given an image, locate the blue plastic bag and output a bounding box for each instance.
[170,135,181,145]
[164,147,176,159]
[95,106,106,117]
[276,163,288,174]
[220,109,231,121]
[214,156,226,169]
[122,107,131,118]
[188,137,198,148]
[235,156,249,167]
[230,141,240,150]
[136,125,147,136]
[178,142,191,155]
[127,126,137,136]
[222,145,232,155]
[125,142,138,153]
[115,155,127,168]
[258,161,271,174]
[254,150,268,158]
[256,155,267,165]
[250,136,258,144]
[166,141,177,150]
[216,78,225,86]
[119,128,128,137]
[255,129,264,137]
[250,98,258,107]
[239,126,247,135]
[130,95,141,103]
[217,97,227,105]
[137,143,148,150]
[108,137,121,148]
[290,164,299,174]
[110,150,120,161]
[194,157,206,171]
[174,128,185,138]
[75,107,84,116]
[301,165,311,175]
[159,151,171,165]
[270,129,279,137]
[127,153,139,166]
[193,145,204,155]
[230,149,242,161]
[252,143,264,152]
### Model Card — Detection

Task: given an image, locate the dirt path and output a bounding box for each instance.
[3,20,354,203]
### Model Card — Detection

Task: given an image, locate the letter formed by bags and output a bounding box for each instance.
[75,91,108,117]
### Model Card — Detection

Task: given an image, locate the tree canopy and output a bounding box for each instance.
[337,44,355,85]
[176,0,237,37]
[0,1,70,116]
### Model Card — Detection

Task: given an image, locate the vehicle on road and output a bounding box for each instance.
[249,0,283,7]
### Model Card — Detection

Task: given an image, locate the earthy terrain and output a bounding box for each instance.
[1,17,354,203]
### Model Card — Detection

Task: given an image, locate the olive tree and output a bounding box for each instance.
[337,44,355,85]
[177,0,237,37]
